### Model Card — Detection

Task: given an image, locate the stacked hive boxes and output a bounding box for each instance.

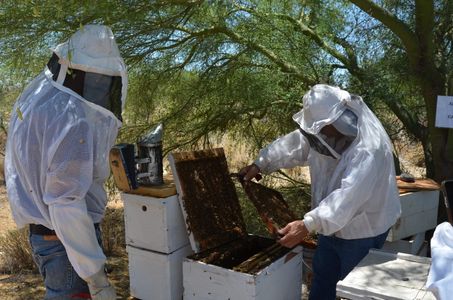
[122,147,304,299]
[384,189,439,256]
[123,192,192,300]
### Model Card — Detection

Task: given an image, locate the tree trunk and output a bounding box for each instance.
[420,77,453,183]
[421,79,453,224]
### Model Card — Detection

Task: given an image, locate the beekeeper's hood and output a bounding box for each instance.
[293,84,356,135]
[49,24,127,120]
[293,84,393,159]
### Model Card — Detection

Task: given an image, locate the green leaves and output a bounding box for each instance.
[1,0,451,179]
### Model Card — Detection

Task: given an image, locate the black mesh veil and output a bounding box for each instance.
[47,53,122,121]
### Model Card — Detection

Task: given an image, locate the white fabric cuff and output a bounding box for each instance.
[303,215,317,233]
[253,158,267,174]
[254,155,275,174]
[85,266,109,286]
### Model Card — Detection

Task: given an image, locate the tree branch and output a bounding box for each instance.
[217,26,315,85]
[349,0,420,66]
[233,4,363,78]
[415,0,435,64]
[383,98,428,141]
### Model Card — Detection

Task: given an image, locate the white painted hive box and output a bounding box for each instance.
[127,244,193,300]
[387,190,439,241]
[383,238,428,256]
[169,148,303,300]
[122,193,189,253]
[183,244,302,300]
[336,249,435,299]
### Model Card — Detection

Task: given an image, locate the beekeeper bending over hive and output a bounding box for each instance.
[5,25,127,300]
[240,84,401,300]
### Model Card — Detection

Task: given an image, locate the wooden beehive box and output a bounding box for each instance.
[169,148,303,300]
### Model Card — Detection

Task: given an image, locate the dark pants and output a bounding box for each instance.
[309,230,389,300]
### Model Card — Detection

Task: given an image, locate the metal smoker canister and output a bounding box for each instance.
[136,124,164,186]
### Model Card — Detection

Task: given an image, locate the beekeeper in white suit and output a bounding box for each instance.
[240,84,401,300]
[5,24,127,299]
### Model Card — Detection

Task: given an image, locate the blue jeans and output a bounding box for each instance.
[29,226,102,300]
[309,230,389,300]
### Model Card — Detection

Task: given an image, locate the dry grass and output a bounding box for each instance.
[0,272,46,300]
[0,155,4,185]
[0,253,130,300]
[101,206,126,256]
[0,186,15,235]
[0,205,127,273]
[0,228,36,274]
[394,140,426,178]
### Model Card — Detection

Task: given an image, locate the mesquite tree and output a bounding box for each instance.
[0,0,452,183]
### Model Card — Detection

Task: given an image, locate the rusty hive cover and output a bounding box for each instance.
[169,148,247,253]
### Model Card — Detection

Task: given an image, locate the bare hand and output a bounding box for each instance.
[277,220,309,248]
[238,163,260,181]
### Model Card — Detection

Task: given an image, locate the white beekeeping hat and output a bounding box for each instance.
[52,24,128,108]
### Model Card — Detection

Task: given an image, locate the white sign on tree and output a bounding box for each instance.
[435,96,453,129]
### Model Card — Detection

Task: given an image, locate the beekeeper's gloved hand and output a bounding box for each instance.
[85,267,117,300]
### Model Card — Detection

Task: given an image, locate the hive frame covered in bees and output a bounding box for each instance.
[169,148,303,300]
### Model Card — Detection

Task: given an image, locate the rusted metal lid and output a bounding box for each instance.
[169,148,247,253]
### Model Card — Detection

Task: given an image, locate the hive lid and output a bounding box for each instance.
[168,148,247,253]
[397,177,440,194]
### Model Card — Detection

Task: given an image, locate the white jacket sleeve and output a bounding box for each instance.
[303,149,381,236]
[44,119,106,280]
[254,129,310,174]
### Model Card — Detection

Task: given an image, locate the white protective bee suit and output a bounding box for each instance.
[5,24,127,293]
[254,84,401,239]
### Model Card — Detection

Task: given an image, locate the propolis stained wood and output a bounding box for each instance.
[169,148,303,299]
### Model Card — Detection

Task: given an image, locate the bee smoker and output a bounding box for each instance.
[135,123,164,186]
[109,124,165,190]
